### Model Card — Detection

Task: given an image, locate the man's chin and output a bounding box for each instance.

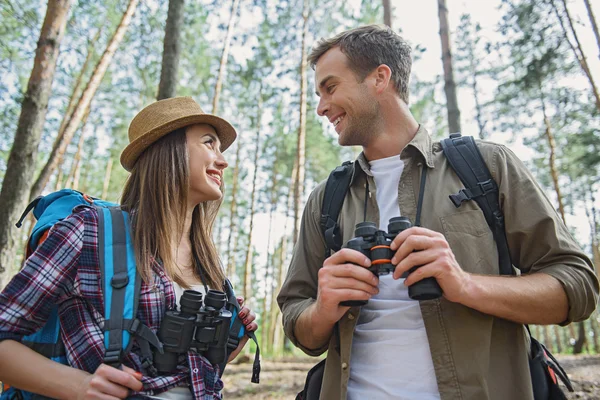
[338,132,359,147]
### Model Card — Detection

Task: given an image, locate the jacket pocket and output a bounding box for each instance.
[440,209,498,275]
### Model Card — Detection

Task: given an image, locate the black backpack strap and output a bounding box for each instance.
[320,161,354,256]
[101,207,130,366]
[440,133,513,276]
[98,206,161,375]
[223,279,261,383]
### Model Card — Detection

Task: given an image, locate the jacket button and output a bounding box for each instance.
[347,313,354,320]
[342,362,348,370]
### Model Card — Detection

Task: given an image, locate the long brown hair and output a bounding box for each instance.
[120,127,226,289]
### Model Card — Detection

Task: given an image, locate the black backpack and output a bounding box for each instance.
[297,133,573,400]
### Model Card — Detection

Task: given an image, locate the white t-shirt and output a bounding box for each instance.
[147,282,207,400]
[347,155,440,400]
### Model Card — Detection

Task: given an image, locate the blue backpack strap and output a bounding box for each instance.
[222,279,260,384]
[320,161,354,257]
[97,206,161,374]
[440,133,513,277]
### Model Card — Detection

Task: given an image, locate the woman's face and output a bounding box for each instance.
[186,124,228,205]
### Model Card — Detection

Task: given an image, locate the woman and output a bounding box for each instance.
[0,97,257,399]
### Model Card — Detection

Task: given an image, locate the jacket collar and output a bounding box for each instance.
[351,124,434,184]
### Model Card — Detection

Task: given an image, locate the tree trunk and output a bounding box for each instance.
[63,105,90,189]
[243,94,262,301]
[226,141,242,277]
[382,0,392,28]
[211,0,240,114]
[466,41,486,139]
[0,0,71,275]
[157,0,184,100]
[583,0,600,59]
[437,0,461,134]
[539,88,581,348]
[263,154,279,353]
[590,312,599,353]
[553,325,563,353]
[29,0,139,201]
[57,29,100,148]
[573,320,587,354]
[101,158,113,199]
[293,0,309,246]
[550,0,600,112]
[262,176,277,353]
[270,171,296,354]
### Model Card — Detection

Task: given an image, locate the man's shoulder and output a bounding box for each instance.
[305,178,329,214]
[431,136,517,166]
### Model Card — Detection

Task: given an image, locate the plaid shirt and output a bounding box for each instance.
[0,206,223,399]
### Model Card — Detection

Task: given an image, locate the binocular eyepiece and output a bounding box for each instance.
[341,216,442,306]
[154,289,232,373]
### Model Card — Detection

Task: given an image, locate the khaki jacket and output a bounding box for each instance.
[277,127,599,400]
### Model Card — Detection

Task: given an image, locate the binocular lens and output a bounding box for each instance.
[180,290,203,315]
[355,221,378,237]
[204,290,227,310]
[388,216,412,234]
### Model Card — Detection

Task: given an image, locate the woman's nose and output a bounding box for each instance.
[215,153,228,170]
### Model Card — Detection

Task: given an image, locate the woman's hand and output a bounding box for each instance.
[76,364,143,400]
[226,297,258,363]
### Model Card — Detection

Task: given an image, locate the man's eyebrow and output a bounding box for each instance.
[315,75,334,97]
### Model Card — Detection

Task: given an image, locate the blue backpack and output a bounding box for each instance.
[1,189,259,399]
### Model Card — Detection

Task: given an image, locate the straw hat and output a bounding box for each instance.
[120,97,237,171]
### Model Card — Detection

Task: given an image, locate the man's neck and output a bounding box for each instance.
[362,100,419,161]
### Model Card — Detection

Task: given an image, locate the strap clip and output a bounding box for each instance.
[111,272,129,289]
[104,348,122,366]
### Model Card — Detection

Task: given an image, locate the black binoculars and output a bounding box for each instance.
[341,216,442,306]
[154,289,232,373]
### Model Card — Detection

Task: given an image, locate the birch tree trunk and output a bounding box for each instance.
[101,158,113,199]
[226,141,242,278]
[211,0,241,114]
[539,85,582,350]
[272,165,296,353]
[242,95,262,301]
[550,0,600,112]
[157,0,184,100]
[437,0,461,133]
[293,0,309,245]
[583,0,600,59]
[0,0,71,275]
[62,105,90,190]
[382,0,392,28]
[262,171,277,353]
[29,0,139,201]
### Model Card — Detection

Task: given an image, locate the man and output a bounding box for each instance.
[277,25,599,400]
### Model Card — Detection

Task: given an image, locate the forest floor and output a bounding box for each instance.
[222,354,600,399]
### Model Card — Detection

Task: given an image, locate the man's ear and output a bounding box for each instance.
[373,64,392,94]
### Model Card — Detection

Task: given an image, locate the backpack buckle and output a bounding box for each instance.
[449,189,472,208]
[227,336,240,351]
[104,348,123,366]
[477,179,496,195]
[111,272,129,289]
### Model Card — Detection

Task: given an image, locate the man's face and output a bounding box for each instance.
[315,47,381,147]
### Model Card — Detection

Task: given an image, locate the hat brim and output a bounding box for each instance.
[120,114,236,172]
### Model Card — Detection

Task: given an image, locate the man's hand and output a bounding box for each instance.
[390,226,472,303]
[76,364,143,400]
[316,248,379,324]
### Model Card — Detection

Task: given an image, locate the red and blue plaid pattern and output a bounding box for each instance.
[0,207,223,399]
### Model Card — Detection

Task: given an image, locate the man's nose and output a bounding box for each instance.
[317,97,329,117]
